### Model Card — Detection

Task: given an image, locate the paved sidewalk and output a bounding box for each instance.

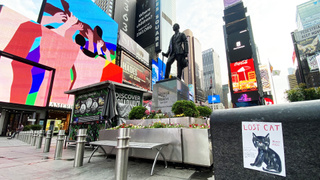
[0,137,214,180]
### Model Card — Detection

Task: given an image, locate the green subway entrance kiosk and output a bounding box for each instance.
[64,80,151,143]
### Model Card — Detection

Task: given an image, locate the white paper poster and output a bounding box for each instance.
[242,122,286,177]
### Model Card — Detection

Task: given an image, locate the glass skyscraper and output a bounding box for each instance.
[202,48,222,102]
[296,0,320,30]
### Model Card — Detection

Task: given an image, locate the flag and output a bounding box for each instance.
[272,70,281,76]
[269,61,273,73]
[292,51,296,65]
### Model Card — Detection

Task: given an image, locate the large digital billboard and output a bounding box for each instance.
[135,0,156,48]
[230,58,258,93]
[121,52,151,91]
[151,58,166,90]
[227,29,252,62]
[40,0,118,63]
[0,54,52,106]
[0,6,122,106]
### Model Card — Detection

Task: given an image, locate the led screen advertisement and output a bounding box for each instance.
[121,52,151,91]
[135,0,156,48]
[151,58,166,90]
[232,91,260,104]
[39,0,118,63]
[223,0,242,8]
[0,6,122,106]
[208,95,221,104]
[0,54,52,106]
[227,29,252,62]
[296,35,320,60]
[230,58,258,93]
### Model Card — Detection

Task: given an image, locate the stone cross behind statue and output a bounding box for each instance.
[162,23,189,80]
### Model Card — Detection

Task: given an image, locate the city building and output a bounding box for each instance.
[288,73,299,90]
[222,84,229,108]
[94,0,115,17]
[202,48,223,103]
[182,29,205,103]
[293,0,320,88]
[296,0,320,30]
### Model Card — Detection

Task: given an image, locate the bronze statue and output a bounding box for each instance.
[162,23,189,79]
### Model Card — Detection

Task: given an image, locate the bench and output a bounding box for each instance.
[88,140,169,175]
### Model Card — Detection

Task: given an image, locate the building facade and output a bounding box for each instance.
[182,29,205,103]
[202,48,222,103]
[222,84,229,108]
[94,0,115,17]
[296,0,320,30]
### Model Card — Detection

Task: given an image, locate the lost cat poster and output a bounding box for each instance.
[242,122,286,177]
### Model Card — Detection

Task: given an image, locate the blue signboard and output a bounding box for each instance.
[208,95,221,104]
[151,58,166,90]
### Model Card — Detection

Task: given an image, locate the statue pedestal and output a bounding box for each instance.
[152,78,189,116]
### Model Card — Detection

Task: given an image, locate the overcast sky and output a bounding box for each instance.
[0,0,309,104]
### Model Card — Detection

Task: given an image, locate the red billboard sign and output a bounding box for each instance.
[230,58,258,93]
[121,51,151,91]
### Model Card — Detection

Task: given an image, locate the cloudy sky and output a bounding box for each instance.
[0,0,309,103]
[176,0,308,103]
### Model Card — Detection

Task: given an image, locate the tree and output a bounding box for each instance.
[285,83,320,102]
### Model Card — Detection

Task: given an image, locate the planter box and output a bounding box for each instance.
[99,127,213,167]
[170,117,207,127]
[182,128,213,166]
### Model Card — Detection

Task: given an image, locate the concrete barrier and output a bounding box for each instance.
[210,100,320,180]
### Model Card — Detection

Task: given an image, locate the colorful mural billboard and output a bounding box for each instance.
[0,6,122,106]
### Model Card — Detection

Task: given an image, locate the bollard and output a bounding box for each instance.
[54,130,65,160]
[27,131,32,144]
[43,130,53,153]
[115,128,131,180]
[73,129,87,167]
[36,130,44,149]
[31,130,37,146]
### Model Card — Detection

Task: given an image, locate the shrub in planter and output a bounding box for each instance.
[23,125,31,131]
[197,106,212,117]
[129,106,147,120]
[30,124,42,130]
[172,100,199,117]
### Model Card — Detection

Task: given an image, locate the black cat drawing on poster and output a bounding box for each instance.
[250,133,282,173]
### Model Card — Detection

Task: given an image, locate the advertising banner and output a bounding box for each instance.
[232,91,260,103]
[307,53,320,72]
[259,64,272,92]
[0,6,122,107]
[296,36,320,60]
[73,89,107,122]
[151,58,166,90]
[114,0,137,39]
[121,52,151,90]
[188,84,195,102]
[317,54,320,72]
[135,0,156,48]
[119,30,149,67]
[223,0,242,8]
[225,18,248,35]
[208,95,221,104]
[242,121,286,177]
[294,24,320,42]
[155,0,161,53]
[230,58,258,93]
[227,29,252,62]
[115,88,142,106]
